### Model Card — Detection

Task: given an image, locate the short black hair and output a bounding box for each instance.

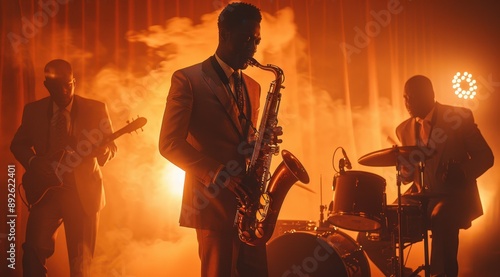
[44,59,73,80]
[405,75,435,99]
[218,2,262,32]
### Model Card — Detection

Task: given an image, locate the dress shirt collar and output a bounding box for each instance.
[215,53,240,80]
[52,97,74,114]
[416,103,436,124]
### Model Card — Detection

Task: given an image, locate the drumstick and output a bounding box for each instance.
[295,182,315,193]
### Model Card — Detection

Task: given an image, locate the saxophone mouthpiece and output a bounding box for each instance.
[248,57,259,67]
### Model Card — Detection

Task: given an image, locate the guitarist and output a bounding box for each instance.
[10,59,117,277]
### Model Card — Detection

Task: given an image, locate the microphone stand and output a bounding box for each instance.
[320,158,347,230]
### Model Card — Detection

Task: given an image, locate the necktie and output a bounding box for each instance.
[418,118,430,146]
[232,71,245,114]
[54,109,69,150]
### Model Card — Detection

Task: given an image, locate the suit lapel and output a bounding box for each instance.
[202,58,244,136]
[69,96,80,148]
[40,98,52,155]
[400,119,418,146]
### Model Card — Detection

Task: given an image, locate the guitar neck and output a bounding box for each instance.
[100,117,147,146]
[101,130,125,146]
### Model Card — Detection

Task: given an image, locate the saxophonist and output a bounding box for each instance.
[159,3,278,277]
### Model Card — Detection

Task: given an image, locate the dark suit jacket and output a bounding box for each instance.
[396,102,493,228]
[159,57,260,230]
[11,95,117,216]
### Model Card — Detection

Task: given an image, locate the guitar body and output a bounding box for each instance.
[20,117,147,208]
[22,168,62,206]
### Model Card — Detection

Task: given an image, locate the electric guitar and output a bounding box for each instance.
[21,117,147,208]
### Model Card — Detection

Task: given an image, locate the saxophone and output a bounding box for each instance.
[235,58,310,246]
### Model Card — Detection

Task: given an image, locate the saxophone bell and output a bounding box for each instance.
[237,150,309,245]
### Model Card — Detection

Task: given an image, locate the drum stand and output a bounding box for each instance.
[393,161,430,277]
[357,145,433,277]
[393,160,405,277]
[409,195,430,277]
[409,160,430,277]
[317,174,331,230]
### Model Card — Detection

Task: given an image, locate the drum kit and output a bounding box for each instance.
[267,146,439,277]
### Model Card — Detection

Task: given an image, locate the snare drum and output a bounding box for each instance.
[328,171,386,231]
[383,204,424,243]
[269,220,317,242]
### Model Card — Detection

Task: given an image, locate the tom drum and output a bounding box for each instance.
[328,171,386,231]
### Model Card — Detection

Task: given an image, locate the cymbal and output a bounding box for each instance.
[358,146,427,167]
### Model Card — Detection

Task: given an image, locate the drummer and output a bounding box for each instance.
[358,75,494,277]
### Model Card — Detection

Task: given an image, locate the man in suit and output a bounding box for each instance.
[394,75,493,276]
[159,2,270,277]
[11,59,117,276]
[358,75,493,277]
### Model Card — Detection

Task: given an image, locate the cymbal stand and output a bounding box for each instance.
[318,174,329,229]
[394,157,404,277]
[409,161,430,277]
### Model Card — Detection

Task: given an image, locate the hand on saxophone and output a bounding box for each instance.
[264,126,283,145]
[225,176,250,204]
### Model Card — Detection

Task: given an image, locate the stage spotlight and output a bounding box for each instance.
[452,72,477,99]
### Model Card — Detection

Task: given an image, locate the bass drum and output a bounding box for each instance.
[267,230,370,277]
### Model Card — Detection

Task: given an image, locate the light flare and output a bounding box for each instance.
[452,71,478,99]
[162,164,185,199]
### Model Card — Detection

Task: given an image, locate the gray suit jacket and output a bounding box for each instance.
[159,57,261,230]
[396,102,493,228]
[11,95,117,215]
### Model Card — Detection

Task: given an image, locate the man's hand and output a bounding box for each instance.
[272,126,283,144]
[91,144,110,158]
[263,126,283,145]
[399,164,416,184]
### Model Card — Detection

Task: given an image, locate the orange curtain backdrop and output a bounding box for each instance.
[1,1,499,276]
